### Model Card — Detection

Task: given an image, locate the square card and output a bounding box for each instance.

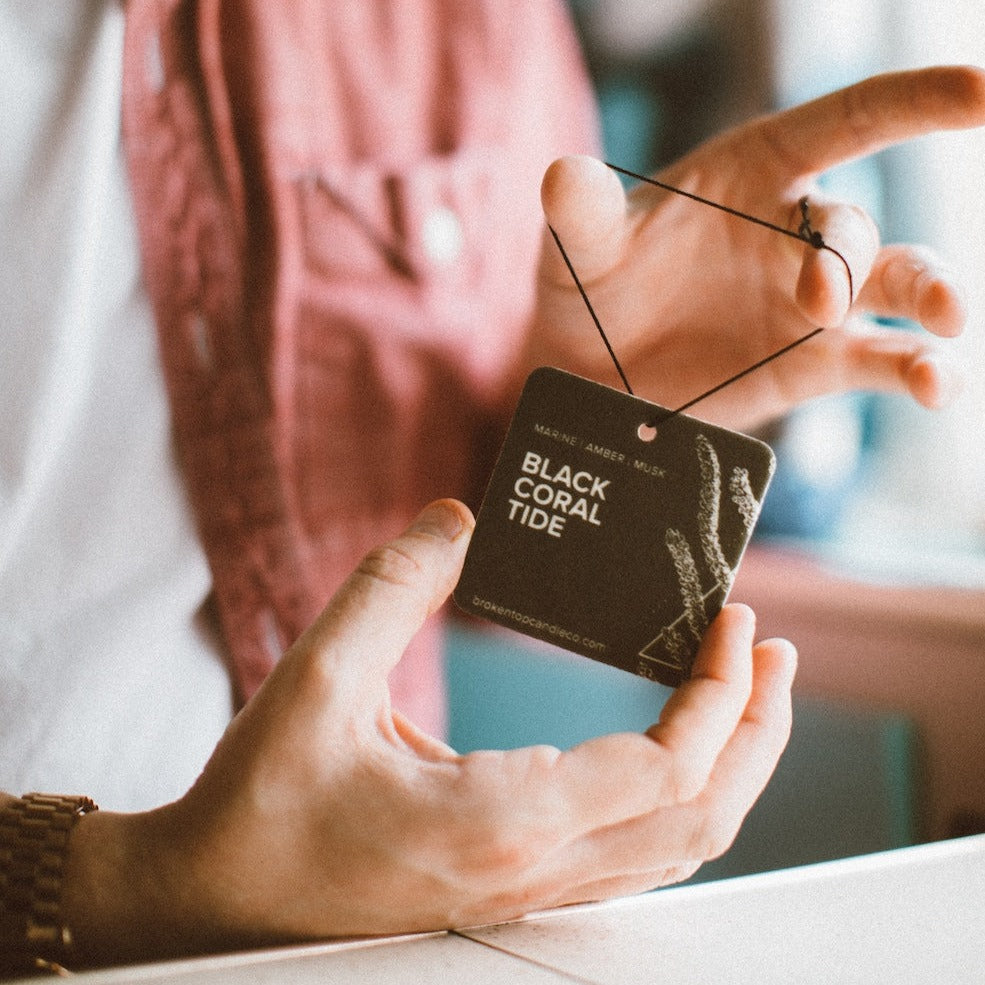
[454,367,776,687]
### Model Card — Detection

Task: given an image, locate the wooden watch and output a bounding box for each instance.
[0,793,98,976]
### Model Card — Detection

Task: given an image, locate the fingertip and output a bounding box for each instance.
[753,636,798,686]
[933,64,985,126]
[542,155,620,209]
[745,638,796,748]
[719,602,756,633]
[918,276,966,338]
[409,499,475,544]
[907,354,965,409]
[541,155,626,252]
[690,603,757,684]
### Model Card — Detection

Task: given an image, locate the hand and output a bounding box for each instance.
[64,500,795,963]
[531,66,985,429]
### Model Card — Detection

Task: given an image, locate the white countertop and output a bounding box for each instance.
[63,835,985,984]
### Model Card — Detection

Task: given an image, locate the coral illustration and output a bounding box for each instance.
[638,433,764,682]
[665,528,707,642]
[729,466,759,531]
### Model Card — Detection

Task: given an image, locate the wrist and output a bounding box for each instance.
[60,798,277,968]
[59,803,202,968]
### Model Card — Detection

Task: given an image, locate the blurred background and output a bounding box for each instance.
[450,0,985,877]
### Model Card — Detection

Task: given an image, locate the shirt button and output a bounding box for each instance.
[144,30,166,94]
[421,206,464,266]
[189,311,212,370]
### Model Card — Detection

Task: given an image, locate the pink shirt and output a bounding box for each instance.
[122,0,598,733]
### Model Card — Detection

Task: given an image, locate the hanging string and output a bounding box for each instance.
[549,162,856,424]
[548,224,635,395]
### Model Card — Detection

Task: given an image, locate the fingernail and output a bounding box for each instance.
[411,500,467,542]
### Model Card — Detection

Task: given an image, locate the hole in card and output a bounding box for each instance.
[637,422,658,443]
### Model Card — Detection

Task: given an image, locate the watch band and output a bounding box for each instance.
[1,793,98,976]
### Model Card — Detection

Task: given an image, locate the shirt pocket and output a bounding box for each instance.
[291,147,542,366]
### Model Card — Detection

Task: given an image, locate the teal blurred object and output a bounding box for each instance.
[446,623,673,752]
[445,624,918,879]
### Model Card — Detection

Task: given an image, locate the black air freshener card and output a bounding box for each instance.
[454,368,776,687]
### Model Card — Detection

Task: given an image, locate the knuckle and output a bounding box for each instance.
[452,754,560,879]
[443,881,547,930]
[355,541,424,589]
[473,825,544,876]
[457,808,547,880]
[666,760,709,806]
[758,702,794,761]
[687,811,741,862]
[649,862,703,890]
[841,84,877,149]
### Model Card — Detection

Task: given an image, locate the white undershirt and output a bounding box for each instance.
[0,1,233,811]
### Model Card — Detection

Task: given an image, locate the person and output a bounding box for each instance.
[2,0,984,973]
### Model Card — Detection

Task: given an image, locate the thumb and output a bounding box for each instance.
[295,499,474,692]
[541,155,628,285]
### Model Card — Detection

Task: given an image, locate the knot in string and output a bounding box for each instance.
[798,196,826,249]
